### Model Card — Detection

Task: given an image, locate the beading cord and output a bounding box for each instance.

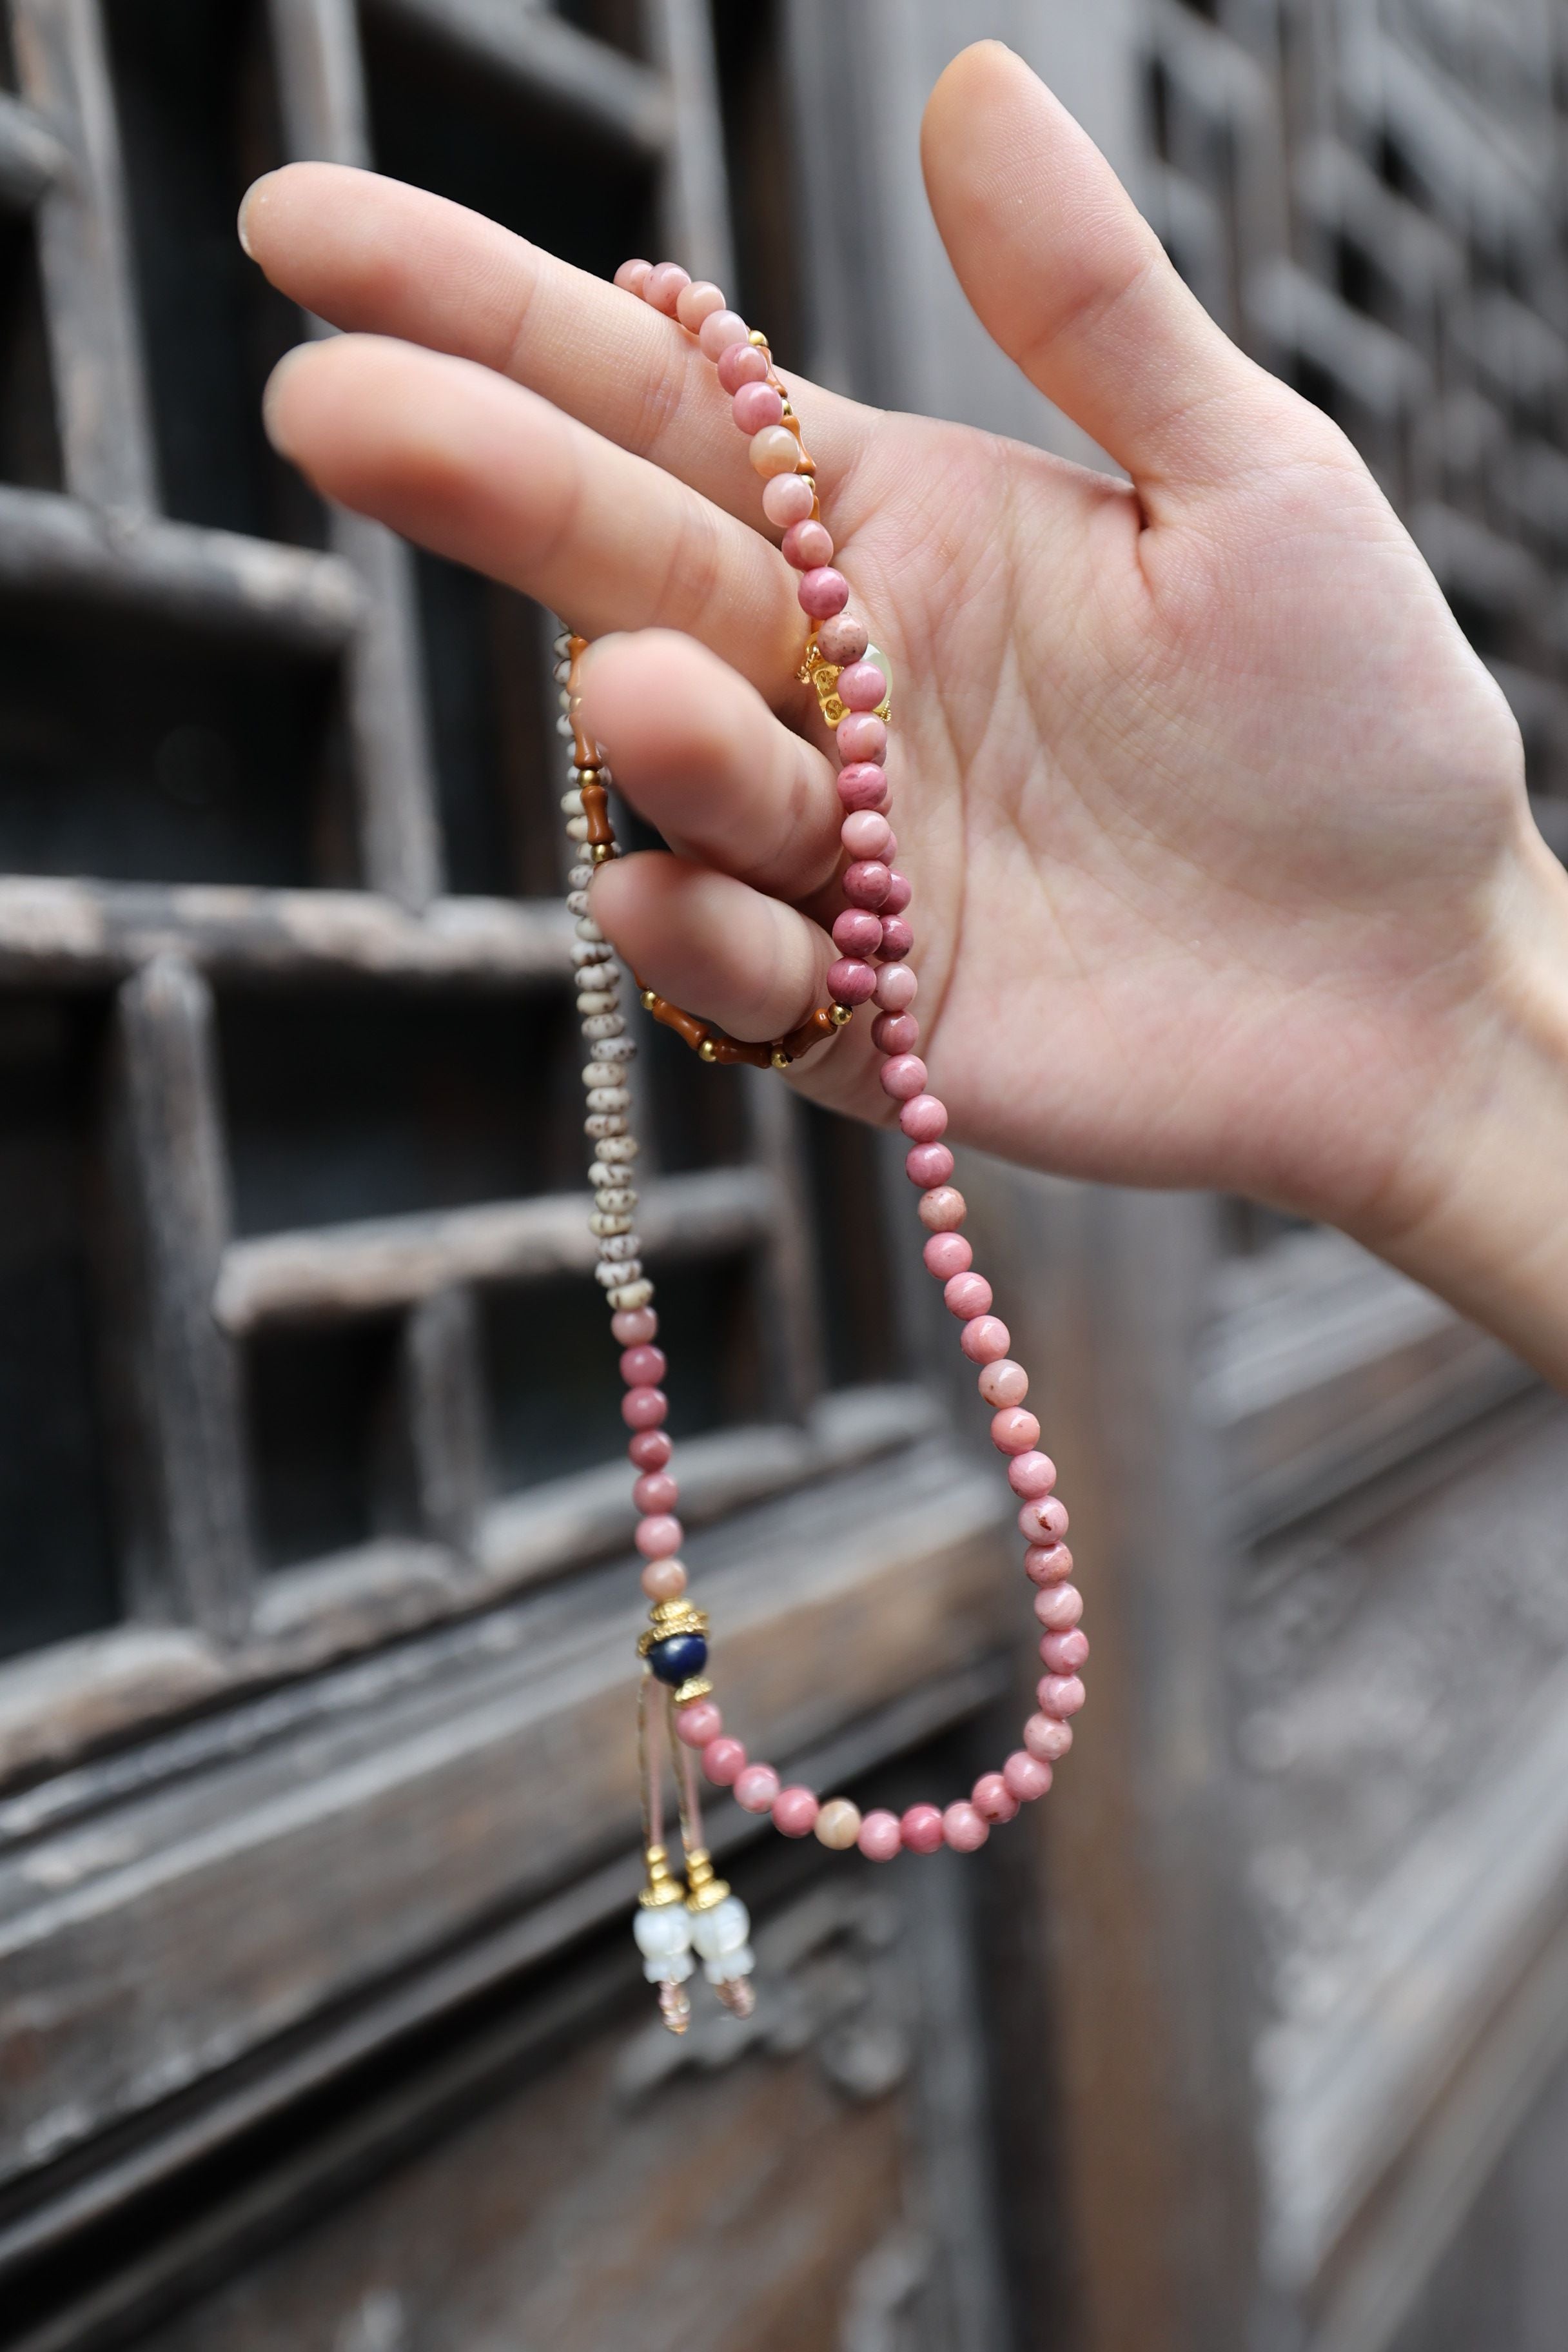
[555,258,1087,2033]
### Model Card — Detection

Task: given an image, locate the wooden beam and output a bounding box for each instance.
[0,1442,1008,2195]
[213,1165,779,1331]
[10,0,159,507]
[0,90,68,211]
[0,484,363,648]
[269,0,443,910]
[0,877,571,984]
[107,961,256,1645]
[1199,1226,1536,1538]
[365,0,672,158]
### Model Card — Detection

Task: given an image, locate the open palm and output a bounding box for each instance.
[246,42,1564,1342]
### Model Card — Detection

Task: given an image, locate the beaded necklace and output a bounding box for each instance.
[556,257,1086,2034]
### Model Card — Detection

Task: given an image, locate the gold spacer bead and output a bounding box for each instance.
[770,1047,790,1070]
[830,1004,853,1027]
[589,841,614,865]
[747,328,769,347]
[640,1843,687,1907]
[683,1847,731,1912]
[698,1037,718,1063]
[672,1674,713,1705]
[640,987,657,1010]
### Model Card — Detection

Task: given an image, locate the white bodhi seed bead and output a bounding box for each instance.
[576,992,618,1018]
[609,1278,654,1311]
[594,1187,638,1213]
[581,1014,624,1041]
[586,1086,631,1113]
[583,1112,627,1140]
[597,1135,639,1162]
[582,1063,623,1087]
[596,1257,641,1288]
[597,1231,641,1260]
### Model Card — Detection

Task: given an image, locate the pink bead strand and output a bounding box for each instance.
[582,265,1090,1914]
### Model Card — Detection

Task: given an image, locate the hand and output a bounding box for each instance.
[242,41,1568,1382]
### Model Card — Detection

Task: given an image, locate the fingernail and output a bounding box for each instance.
[260,343,312,455]
[237,172,274,259]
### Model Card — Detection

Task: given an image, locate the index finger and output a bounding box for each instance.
[240,162,870,524]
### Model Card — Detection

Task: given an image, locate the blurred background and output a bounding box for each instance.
[0,2,1565,2347]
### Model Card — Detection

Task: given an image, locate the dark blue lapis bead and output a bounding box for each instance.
[649,1632,708,1686]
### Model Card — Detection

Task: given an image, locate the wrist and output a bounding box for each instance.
[1357,826,1568,1386]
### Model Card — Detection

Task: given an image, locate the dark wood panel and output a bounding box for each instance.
[0,1444,1010,2193]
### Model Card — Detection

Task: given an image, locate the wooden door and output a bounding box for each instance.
[0,5,1060,2348]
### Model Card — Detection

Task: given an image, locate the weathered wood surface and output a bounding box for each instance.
[213,1164,779,1331]
[0,92,69,211]
[1198,1225,1536,1539]
[11,0,157,509]
[646,0,734,282]
[366,0,674,156]
[401,1288,488,1557]
[0,1661,1006,2331]
[270,0,443,912]
[0,485,363,647]
[0,878,571,983]
[15,1879,936,2352]
[0,1442,1009,2193]
[0,1388,936,1785]
[108,960,255,1646]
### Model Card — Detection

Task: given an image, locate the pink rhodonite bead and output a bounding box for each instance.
[906,1142,954,1187]
[733,380,784,435]
[761,469,814,525]
[632,1470,678,1514]
[943,1801,989,1852]
[879,916,914,959]
[782,517,833,568]
[917,1186,966,1231]
[698,308,750,357]
[832,908,883,957]
[900,1804,945,1855]
[836,711,887,763]
[841,808,892,859]
[614,258,654,293]
[1019,1497,1069,1545]
[1034,1582,1083,1628]
[1041,1629,1090,1674]
[676,279,726,329]
[979,1358,1028,1407]
[826,957,877,1005]
[612,1307,658,1345]
[843,859,892,908]
[750,424,801,477]
[645,261,691,311]
[1023,1714,1073,1763]
[923,1231,972,1280]
[881,1055,928,1104]
[1008,1451,1057,1500]
[858,1808,903,1861]
[629,1429,672,1470]
[622,1385,669,1429]
[1003,1750,1053,1801]
[836,660,887,711]
[992,1407,1042,1455]
[818,612,870,664]
[620,1344,667,1386]
[718,339,769,392]
[1025,1542,1075,1585]
[635,1514,683,1558]
[881,871,912,915]
[703,1736,747,1785]
[962,1316,1012,1364]
[734,1763,781,1813]
[1037,1674,1087,1720]
[676,1698,722,1746]
[972,1773,1020,1823]
[641,1559,687,1601]
[873,1012,920,1055]
[836,761,888,811]
[772,1785,820,1837]
[899,1094,947,1142]
[874,961,917,1010]
[944,1270,992,1318]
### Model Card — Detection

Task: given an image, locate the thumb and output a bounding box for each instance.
[921,41,1277,500]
